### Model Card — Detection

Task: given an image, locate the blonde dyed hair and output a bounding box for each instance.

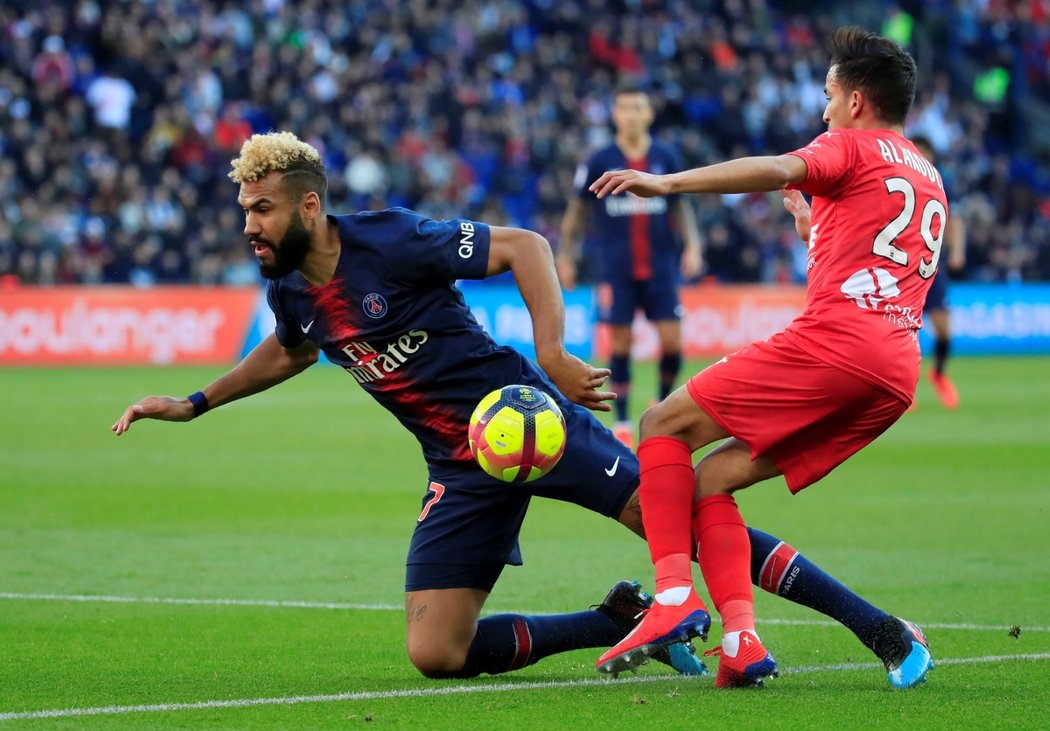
[228,131,329,206]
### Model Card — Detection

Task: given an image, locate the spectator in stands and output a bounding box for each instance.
[0,0,1045,286]
[85,66,136,133]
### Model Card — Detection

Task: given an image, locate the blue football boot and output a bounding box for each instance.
[874,616,934,688]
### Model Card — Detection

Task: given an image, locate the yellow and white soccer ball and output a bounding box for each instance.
[468,385,567,482]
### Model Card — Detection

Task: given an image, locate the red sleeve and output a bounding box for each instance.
[785,131,856,198]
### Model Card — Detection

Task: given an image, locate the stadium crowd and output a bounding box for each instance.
[1,0,1048,287]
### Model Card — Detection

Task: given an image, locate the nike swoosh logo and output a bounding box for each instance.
[605,456,620,477]
[300,320,315,334]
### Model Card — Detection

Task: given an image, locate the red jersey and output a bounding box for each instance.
[784,128,949,402]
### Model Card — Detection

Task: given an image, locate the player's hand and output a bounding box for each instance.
[681,246,703,280]
[556,253,577,291]
[589,169,670,199]
[781,189,811,244]
[111,395,195,436]
[538,351,615,412]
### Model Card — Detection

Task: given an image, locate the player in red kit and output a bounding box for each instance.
[590,27,939,689]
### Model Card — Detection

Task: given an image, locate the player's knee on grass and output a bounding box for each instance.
[406,637,470,679]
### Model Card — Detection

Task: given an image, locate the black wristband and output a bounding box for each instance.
[187,391,209,418]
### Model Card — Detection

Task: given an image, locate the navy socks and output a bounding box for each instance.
[457,610,627,677]
[747,527,890,649]
[455,527,895,677]
[610,353,631,423]
[934,337,950,375]
[658,352,682,400]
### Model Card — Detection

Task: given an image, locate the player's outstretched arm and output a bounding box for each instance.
[592,155,808,199]
[111,334,319,435]
[487,225,615,412]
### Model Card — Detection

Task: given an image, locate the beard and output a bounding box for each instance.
[258,211,311,279]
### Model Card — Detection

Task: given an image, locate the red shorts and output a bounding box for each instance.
[686,332,908,493]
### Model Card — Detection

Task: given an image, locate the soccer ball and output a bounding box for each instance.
[468,385,567,482]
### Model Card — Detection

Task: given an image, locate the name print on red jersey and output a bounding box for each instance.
[874,138,944,189]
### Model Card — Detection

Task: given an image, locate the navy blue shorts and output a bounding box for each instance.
[602,278,681,325]
[405,403,638,592]
[925,267,949,311]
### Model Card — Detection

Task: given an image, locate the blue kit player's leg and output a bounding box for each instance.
[923,269,959,409]
[602,279,641,447]
[403,461,703,679]
[746,527,932,688]
[640,276,684,403]
[456,579,705,679]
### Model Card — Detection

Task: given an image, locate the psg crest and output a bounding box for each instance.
[362,292,388,319]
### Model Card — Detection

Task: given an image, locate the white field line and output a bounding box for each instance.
[2,652,1049,722]
[0,592,1046,633]
[0,592,397,612]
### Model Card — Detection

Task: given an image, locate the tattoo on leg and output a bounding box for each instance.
[620,492,645,537]
[406,597,428,623]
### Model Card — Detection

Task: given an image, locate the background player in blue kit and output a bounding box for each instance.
[912,136,966,409]
[558,83,703,448]
[113,131,930,686]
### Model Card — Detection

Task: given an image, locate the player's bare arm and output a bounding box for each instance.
[556,198,588,290]
[675,197,704,278]
[486,225,614,412]
[592,155,808,198]
[111,334,319,435]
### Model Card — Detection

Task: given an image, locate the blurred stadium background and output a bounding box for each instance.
[1,0,1048,362]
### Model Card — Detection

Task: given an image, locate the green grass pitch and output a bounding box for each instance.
[1,357,1048,728]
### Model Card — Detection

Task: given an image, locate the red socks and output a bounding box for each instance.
[637,437,695,594]
[638,436,755,633]
[692,494,754,633]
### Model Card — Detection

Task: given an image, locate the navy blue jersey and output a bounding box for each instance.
[574,140,684,283]
[266,208,566,471]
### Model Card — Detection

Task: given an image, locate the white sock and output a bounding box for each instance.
[721,629,759,658]
[654,586,691,606]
